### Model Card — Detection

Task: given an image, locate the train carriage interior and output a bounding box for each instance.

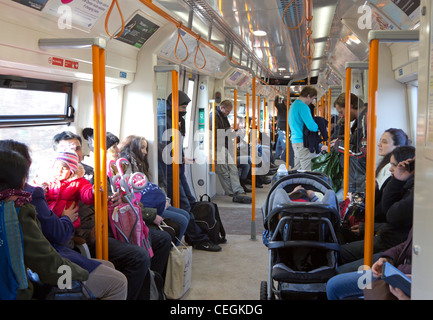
[1,0,433,301]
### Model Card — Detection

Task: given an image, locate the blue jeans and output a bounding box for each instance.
[237,156,250,180]
[326,270,379,300]
[161,206,191,245]
[275,130,286,159]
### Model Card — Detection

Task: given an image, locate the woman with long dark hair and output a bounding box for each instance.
[376,128,411,189]
[119,135,191,245]
[339,145,416,266]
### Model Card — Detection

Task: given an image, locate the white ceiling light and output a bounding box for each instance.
[253,30,267,36]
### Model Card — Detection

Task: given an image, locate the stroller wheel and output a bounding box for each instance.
[260,281,273,300]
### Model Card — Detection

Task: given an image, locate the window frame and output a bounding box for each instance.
[0,75,74,128]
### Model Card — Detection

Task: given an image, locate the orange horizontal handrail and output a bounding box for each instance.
[139,0,226,57]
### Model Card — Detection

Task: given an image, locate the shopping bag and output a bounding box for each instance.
[163,242,192,299]
[311,150,343,192]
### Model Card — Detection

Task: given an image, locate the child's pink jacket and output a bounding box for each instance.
[45,164,94,228]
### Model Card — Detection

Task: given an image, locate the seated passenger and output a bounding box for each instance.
[0,139,127,300]
[338,146,415,267]
[375,128,411,190]
[342,128,412,242]
[53,130,151,300]
[40,149,95,229]
[327,228,413,300]
[118,135,191,245]
[82,129,171,280]
[0,148,89,300]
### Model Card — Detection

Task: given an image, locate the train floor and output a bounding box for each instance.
[181,166,279,300]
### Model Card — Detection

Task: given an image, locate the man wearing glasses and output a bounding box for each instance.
[210,100,252,204]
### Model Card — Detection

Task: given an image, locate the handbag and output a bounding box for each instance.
[160,228,192,300]
[363,279,398,300]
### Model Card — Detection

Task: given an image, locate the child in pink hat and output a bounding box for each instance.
[41,149,94,228]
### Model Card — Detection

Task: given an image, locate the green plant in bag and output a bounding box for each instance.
[310,151,343,192]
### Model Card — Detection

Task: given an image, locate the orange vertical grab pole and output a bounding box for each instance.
[327,88,332,150]
[98,47,108,260]
[171,71,180,208]
[251,78,256,240]
[92,45,103,260]
[364,39,379,268]
[343,68,352,200]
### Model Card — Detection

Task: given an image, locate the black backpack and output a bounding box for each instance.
[191,194,227,244]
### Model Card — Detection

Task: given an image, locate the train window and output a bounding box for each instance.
[183,79,195,150]
[0,76,74,182]
[0,125,68,183]
[0,88,67,116]
[0,76,73,127]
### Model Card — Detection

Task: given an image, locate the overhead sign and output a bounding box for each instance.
[265,76,318,86]
[42,0,111,29]
[12,0,48,11]
[391,0,420,20]
[115,13,160,49]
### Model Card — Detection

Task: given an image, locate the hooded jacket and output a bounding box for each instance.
[166,91,191,136]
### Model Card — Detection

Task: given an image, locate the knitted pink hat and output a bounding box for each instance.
[54,149,79,174]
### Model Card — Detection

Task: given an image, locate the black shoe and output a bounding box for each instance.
[240,179,252,193]
[256,182,263,188]
[232,193,252,204]
[266,168,278,176]
[258,176,272,185]
[193,241,222,252]
[242,185,252,193]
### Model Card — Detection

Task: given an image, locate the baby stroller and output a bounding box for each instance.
[260,170,340,300]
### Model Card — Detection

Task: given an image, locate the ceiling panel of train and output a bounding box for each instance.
[155,0,421,89]
[1,0,421,91]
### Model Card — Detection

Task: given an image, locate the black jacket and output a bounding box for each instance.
[209,107,232,150]
[302,116,328,153]
[274,99,287,130]
[375,175,415,248]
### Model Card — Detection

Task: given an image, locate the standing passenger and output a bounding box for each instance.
[331,93,367,195]
[288,86,318,170]
[274,96,287,160]
[159,91,222,252]
[210,99,252,204]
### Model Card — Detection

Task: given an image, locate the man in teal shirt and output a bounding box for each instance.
[288,86,318,170]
